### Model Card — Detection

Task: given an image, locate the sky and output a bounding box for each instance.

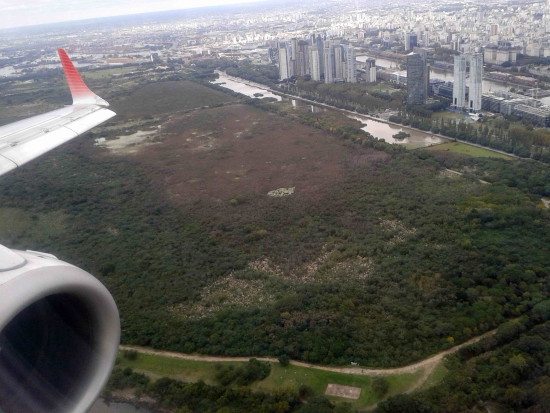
[0,0,269,30]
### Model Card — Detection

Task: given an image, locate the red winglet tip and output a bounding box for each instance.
[58,49,103,105]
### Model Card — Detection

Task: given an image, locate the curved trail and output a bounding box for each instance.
[120,329,495,392]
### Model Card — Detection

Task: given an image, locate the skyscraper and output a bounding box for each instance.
[278,43,293,81]
[345,45,356,83]
[310,48,321,81]
[469,53,483,112]
[365,58,377,82]
[334,44,344,81]
[316,35,325,77]
[405,32,418,51]
[296,41,310,77]
[324,42,334,84]
[406,52,427,105]
[452,54,467,110]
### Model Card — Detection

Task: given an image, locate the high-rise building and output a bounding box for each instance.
[405,32,418,51]
[344,45,356,83]
[296,41,310,77]
[334,44,344,81]
[452,54,467,110]
[324,42,334,84]
[365,58,377,82]
[406,52,427,105]
[469,53,483,112]
[422,31,430,47]
[310,48,321,81]
[278,43,293,81]
[316,35,325,77]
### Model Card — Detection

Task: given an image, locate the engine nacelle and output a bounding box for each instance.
[0,245,120,413]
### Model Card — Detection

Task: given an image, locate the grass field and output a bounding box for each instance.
[118,352,424,409]
[112,80,238,118]
[417,363,449,392]
[432,111,471,122]
[82,66,138,80]
[427,142,514,159]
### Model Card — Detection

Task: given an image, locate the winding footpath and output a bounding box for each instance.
[120,328,496,393]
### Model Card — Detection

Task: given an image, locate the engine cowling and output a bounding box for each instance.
[0,246,120,413]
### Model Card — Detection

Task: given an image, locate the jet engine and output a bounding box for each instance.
[0,245,120,413]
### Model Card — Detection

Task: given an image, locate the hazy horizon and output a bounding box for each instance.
[0,0,272,30]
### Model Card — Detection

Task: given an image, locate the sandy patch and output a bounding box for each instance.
[267,187,295,197]
[325,384,362,399]
[95,129,160,154]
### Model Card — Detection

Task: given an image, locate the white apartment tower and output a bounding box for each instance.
[365,58,377,82]
[334,44,344,81]
[469,53,483,112]
[345,45,356,83]
[452,54,467,110]
[324,42,334,84]
[310,48,321,81]
[278,44,293,81]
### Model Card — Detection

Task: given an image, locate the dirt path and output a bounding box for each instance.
[120,328,495,392]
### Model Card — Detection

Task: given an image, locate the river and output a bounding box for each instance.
[356,55,511,93]
[210,73,446,148]
[347,114,446,148]
[213,71,282,101]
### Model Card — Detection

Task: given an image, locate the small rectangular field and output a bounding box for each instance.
[325,384,362,399]
[427,142,513,159]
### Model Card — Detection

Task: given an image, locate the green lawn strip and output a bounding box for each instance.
[417,362,449,392]
[253,365,422,409]
[426,142,513,159]
[118,353,226,384]
[118,352,423,409]
[432,111,471,122]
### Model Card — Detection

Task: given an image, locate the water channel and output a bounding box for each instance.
[211,72,446,148]
[357,55,512,93]
[213,71,282,101]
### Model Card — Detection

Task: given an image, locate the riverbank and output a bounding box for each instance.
[211,71,520,158]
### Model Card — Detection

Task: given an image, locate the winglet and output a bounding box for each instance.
[58,49,109,107]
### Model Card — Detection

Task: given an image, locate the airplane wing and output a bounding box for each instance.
[0,49,116,176]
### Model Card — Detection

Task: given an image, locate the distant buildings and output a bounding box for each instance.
[364,58,377,83]
[405,33,418,52]
[483,45,519,65]
[512,104,550,127]
[323,41,334,83]
[406,51,428,105]
[310,48,321,81]
[345,46,356,83]
[278,42,293,81]
[276,36,356,84]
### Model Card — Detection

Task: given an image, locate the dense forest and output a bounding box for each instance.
[0,107,547,367]
[1,72,549,411]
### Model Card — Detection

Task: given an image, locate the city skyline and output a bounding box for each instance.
[0,0,270,30]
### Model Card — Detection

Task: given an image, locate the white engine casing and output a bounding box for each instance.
[0,246,120,413]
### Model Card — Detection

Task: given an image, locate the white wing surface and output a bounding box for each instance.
[0,49,116,176]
